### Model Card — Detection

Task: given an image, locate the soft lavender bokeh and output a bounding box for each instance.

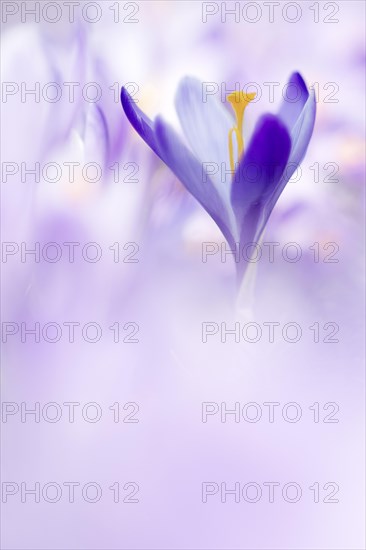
[1,2,365,549]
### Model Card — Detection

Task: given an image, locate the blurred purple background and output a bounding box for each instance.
[1,1,365,548]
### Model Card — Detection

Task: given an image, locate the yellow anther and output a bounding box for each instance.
[227,91,256,171]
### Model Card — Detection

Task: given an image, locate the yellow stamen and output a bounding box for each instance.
[227,91,256,171]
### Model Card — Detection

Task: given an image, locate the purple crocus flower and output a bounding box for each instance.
[121,72,316,285]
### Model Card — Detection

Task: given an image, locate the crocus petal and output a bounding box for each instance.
[288,88,316,167]
[175,76,233,193]
[234,92,315,284]
[121,87,163,160]
[154,116,235,249]
[231,114,291,237]
[278,71,309,132]
[269,88,316,208]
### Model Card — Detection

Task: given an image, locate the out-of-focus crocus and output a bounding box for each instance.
[121,72,316,286]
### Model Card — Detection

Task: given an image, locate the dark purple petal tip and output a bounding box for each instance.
[278,72,310,131]
[121,87,163,159]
